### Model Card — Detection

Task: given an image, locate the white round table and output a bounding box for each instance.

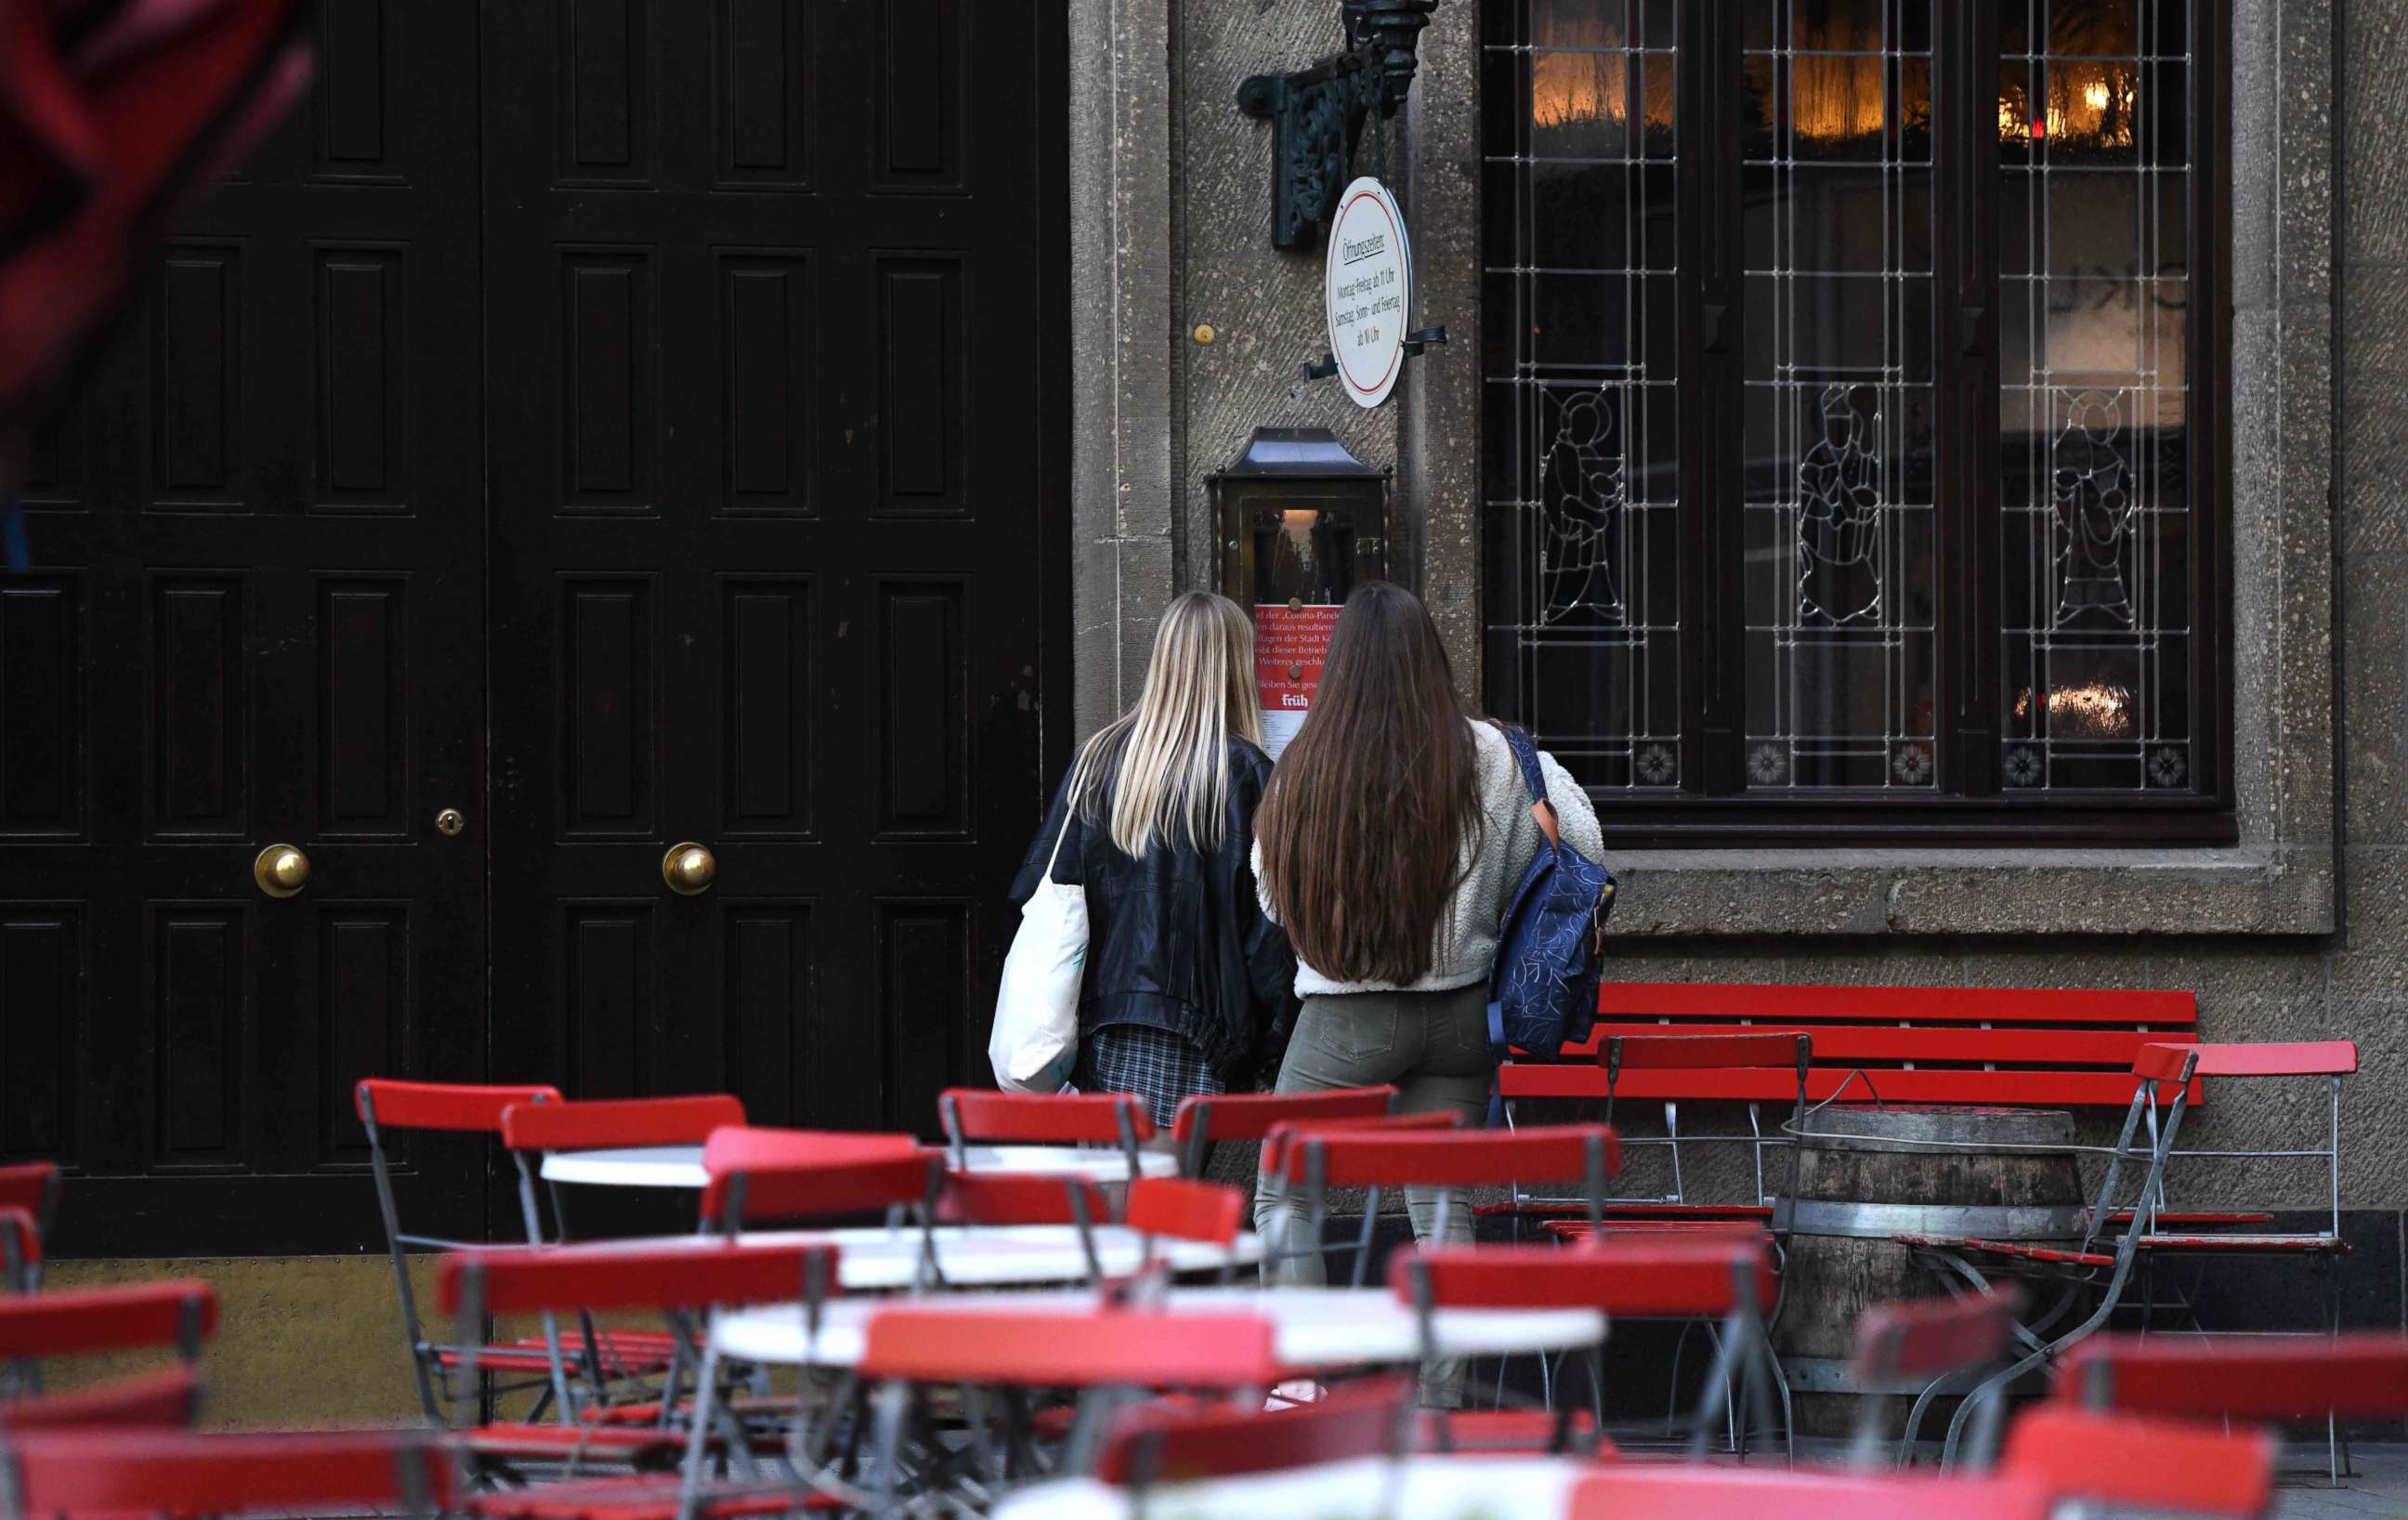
[539,1143,1178,1188]
[504,1224,1261,1294]
[991,1456,1584,1520]
[709,1285,1604,1373]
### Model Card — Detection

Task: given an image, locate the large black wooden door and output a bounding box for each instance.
[0,4,489,1253]
[482,3,1067,1131]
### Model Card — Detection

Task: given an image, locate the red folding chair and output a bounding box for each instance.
[439,1239,844,1502]
[698,1128,939,1238]
[499,1095,748,1418]
[857,1305,1289,1504]
[936,1089,1155,1179]
[1093,1372,1414,1499]
[0,1209,40,1297]
[0,1166,59,1289]
[2056,1330,2408,1422]
[0,1279,213,1409]
[1263,1122,1616,1288]
[1997,1406,2278,1518]
[1566,1464,2054,1520]
[1913,1042,2361,1476]
[1256,1110,1463,1185]
[0,1365,203,1430]
[0,1278,216,1364]
[1844,1288,2023,1467]
[358,1078,664,1424]
[1391,1238,1781,1458]
[1167,1086,1395,1177]
[1512,1033,1812,1227]
[0,1429,453,1519]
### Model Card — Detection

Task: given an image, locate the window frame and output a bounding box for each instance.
[1477,0,2235,848]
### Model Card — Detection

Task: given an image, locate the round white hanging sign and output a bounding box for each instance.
[1324,177,1412,410]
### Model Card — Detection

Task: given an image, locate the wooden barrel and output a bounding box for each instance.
[1771,1105,2084,1438]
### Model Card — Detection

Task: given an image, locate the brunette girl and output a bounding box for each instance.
[1251,581,1603,1278]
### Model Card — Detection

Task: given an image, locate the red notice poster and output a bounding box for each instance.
[1254,603,1341,759]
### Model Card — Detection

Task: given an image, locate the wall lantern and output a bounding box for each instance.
[1212,427,1390,753]
[1236,0,1440,250]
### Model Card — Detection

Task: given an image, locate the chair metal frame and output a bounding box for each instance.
[1506,1032,1813,1212]
[498,1094,749,1423]
[1393,1239,1785,1461]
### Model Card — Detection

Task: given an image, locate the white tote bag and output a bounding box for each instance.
[988,816,1086,1093]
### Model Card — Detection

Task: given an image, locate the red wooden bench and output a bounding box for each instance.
[1495,981,2207,1224]
[1502,982,2205,1110]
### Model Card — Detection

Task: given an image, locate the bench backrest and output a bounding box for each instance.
[1501,982,2200,1109]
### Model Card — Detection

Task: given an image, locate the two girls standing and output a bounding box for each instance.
[1010,581,1599,1271]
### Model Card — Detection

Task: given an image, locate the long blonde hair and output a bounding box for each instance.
[1066,591,1264,858]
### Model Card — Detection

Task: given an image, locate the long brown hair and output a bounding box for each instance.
[1255,582,1484,985]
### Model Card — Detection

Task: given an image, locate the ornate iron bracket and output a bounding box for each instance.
[1236,0,1438,250]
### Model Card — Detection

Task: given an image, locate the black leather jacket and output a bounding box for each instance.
[1007,740,1299,1083]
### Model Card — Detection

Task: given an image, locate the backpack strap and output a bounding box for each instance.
[1497,723,1561,849]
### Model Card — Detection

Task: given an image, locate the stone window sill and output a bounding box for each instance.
[1598,846,2336,937]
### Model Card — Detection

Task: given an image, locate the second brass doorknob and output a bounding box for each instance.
[661,842,717,896]
[255,844,310,898]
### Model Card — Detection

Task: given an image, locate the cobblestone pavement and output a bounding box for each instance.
[2271,1445,2408,1518]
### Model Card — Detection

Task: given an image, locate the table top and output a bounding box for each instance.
[709,1284,1605,1371]
[509,1223,1262,1294]
[991,1455,1585,1520]
[540,1143,1178,1188]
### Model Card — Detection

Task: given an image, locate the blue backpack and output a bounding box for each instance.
[1486,725,1617,1062]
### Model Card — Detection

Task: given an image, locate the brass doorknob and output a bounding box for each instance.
[661,842,717,896]
[254,844,311,898]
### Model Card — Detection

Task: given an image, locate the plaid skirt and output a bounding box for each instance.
[1077,1024,1225,1131]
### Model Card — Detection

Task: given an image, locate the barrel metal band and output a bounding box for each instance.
[1773,1199,2088,1239]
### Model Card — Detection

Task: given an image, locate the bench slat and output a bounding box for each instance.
[1498,1065,2193,1107]
[1564,1024,2178,1067]
[1594,982,2197,1027]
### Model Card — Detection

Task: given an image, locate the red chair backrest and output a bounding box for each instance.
[1093,1373,1411,1486]
[935,1172,1112,1228]
[1,1429,454,1514]
[1851,1288,2023,1382]
[354,1079,562,1133]
[1568,1467,2051,1520]
[1123,1179,1245,1246]
[434,1239,841,1317]
[0,1163,60,1229]
[1606,1032,1812,1071]
[499,1094,745,1152]
[1389,1240,1776,1318]
[936,1089,1156,1147]
[1273,1123,1620,1190]
[0,1280,217,1360]
[2000,1407,2275,1518]
[859,1308,1284,1388]
[0,1366,204,1430]
[2056,1331,2408,1420]
[697,1127,936,1226]
[2137,1041,2358,1080]
[1168,1087,1394,1144]
[1259,1111,1461,1178]
[0,1207,43,1280]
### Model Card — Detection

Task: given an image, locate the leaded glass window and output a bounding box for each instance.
[1481,0,2228,841]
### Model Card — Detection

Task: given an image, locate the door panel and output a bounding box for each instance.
[484,0,1061,1139]
[0,1,487,1255]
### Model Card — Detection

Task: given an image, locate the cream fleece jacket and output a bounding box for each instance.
[1251,720,1606,996]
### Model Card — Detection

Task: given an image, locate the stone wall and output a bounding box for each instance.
[1067,0,2408,1207]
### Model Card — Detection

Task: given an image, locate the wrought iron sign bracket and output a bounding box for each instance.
[1301,325,1446,383]
[1236,0,1438,251]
